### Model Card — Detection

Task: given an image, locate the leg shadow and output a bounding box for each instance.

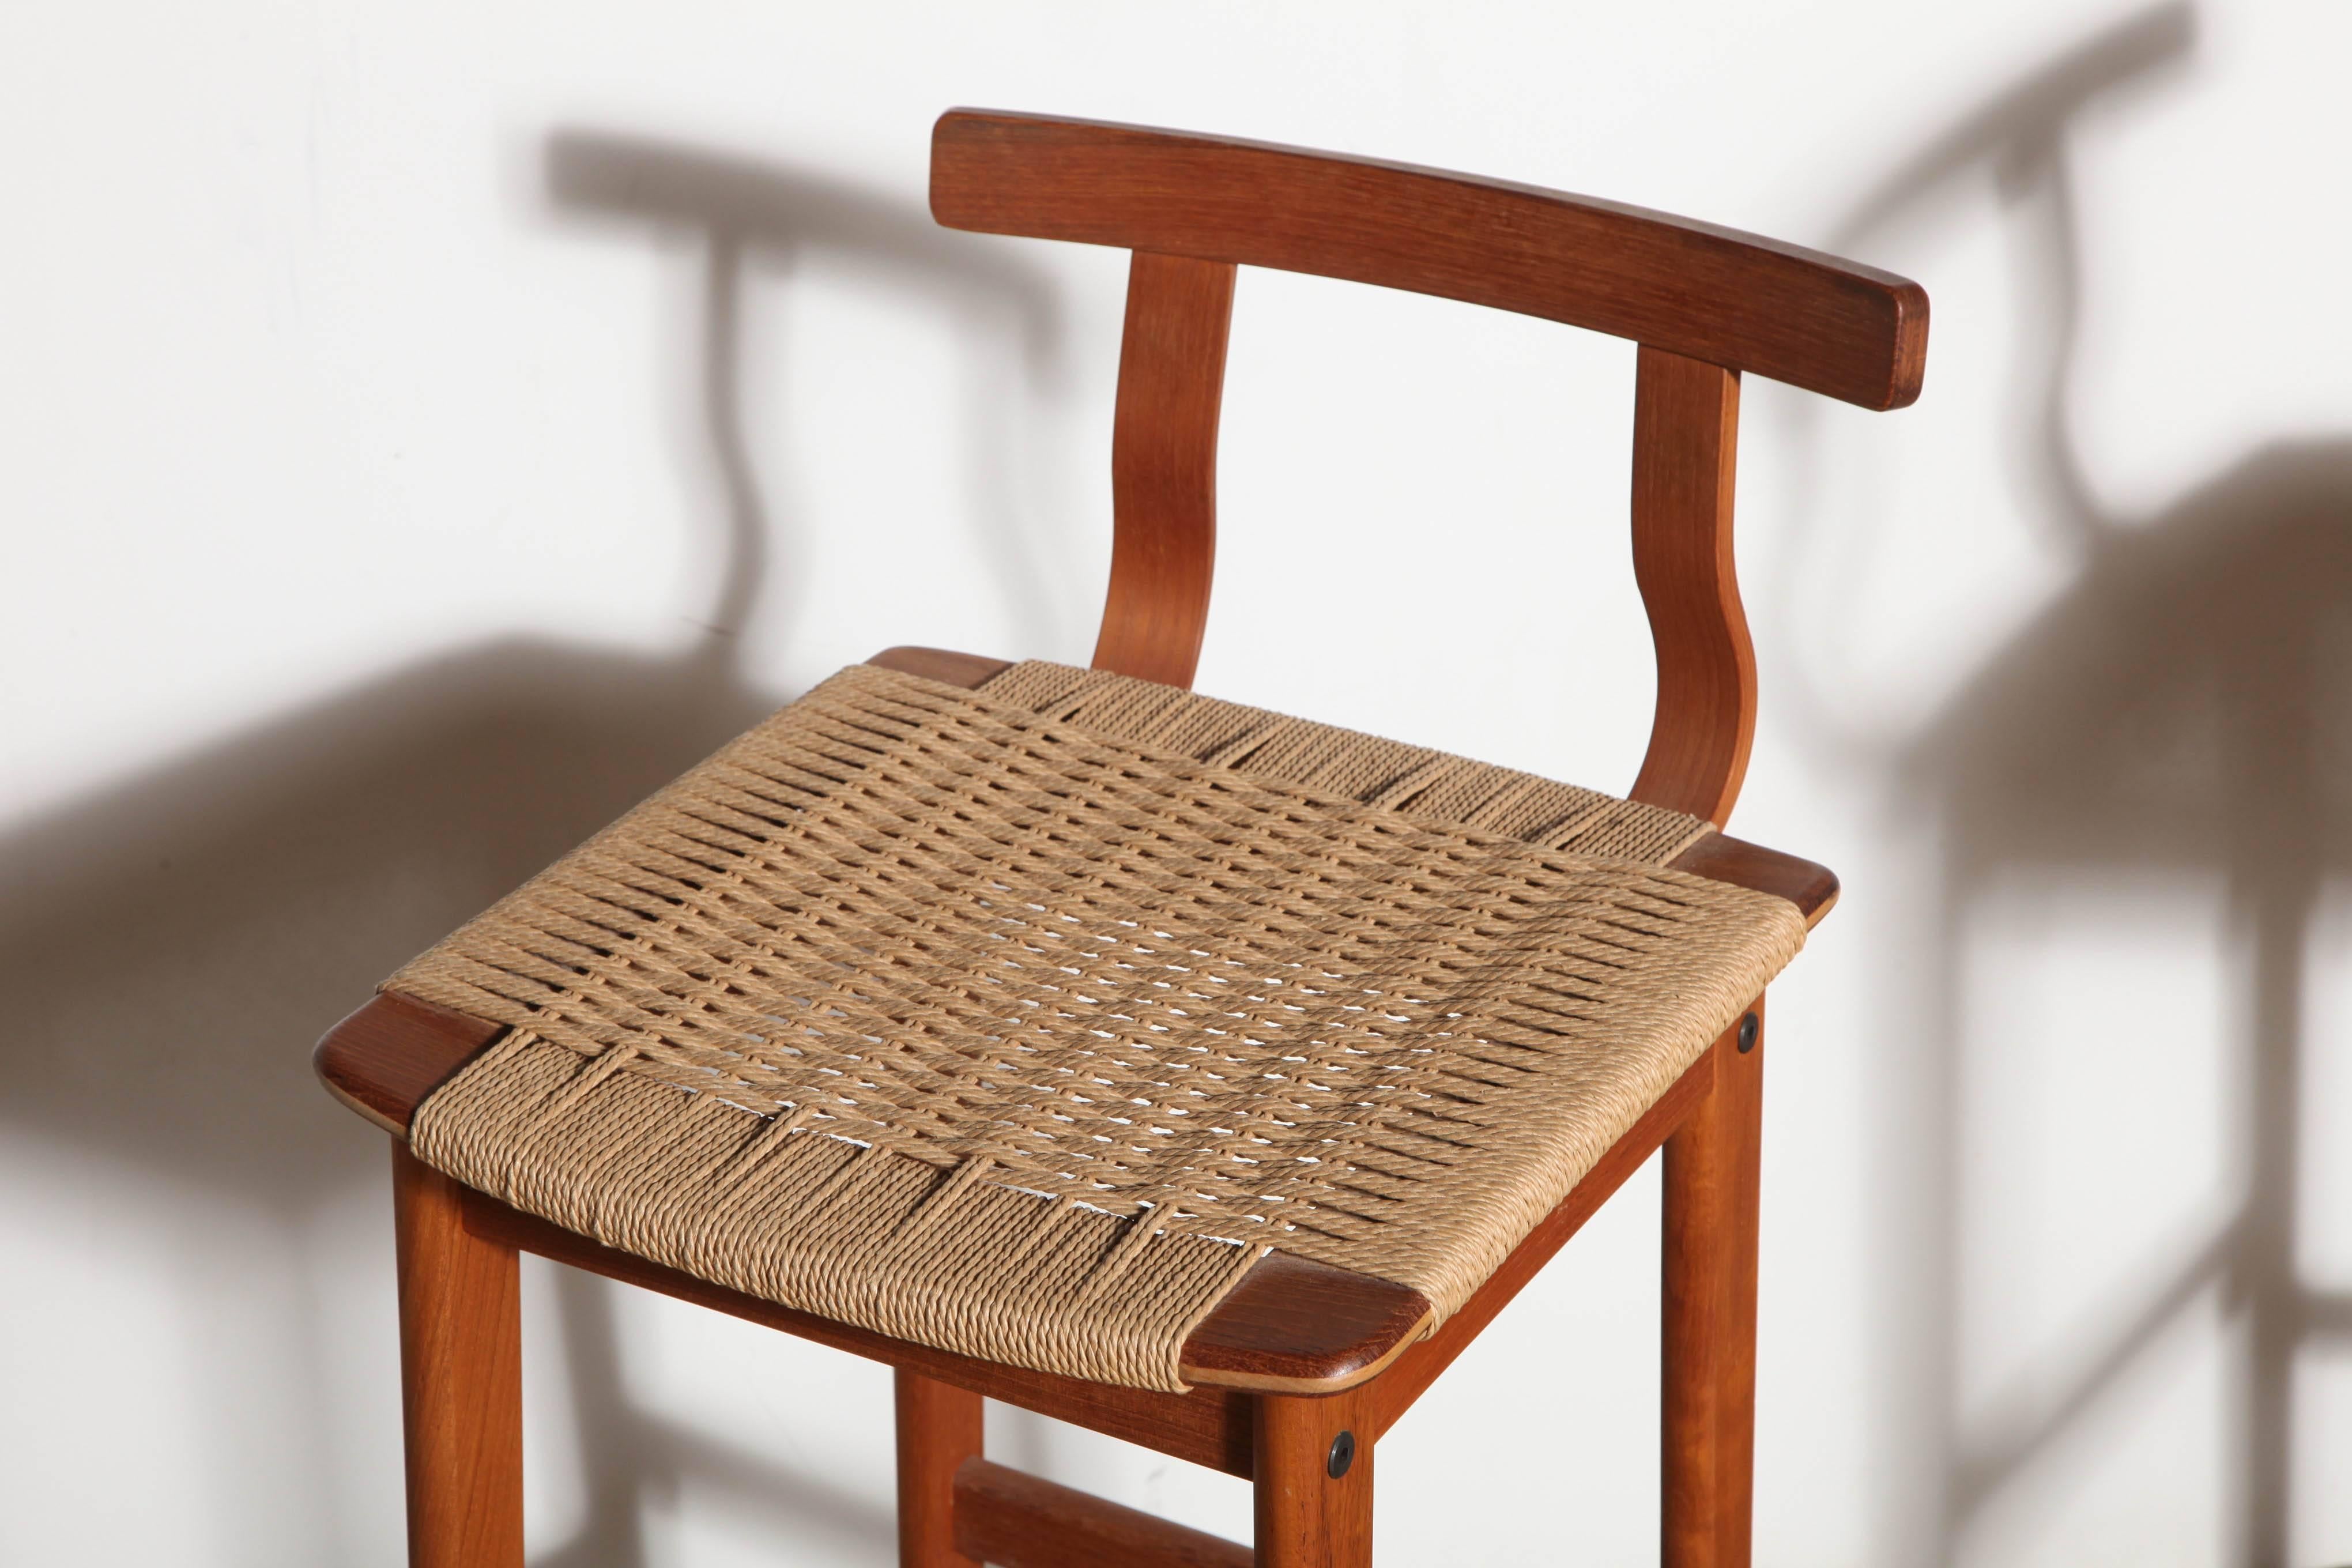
[1923,443,2352,1565]
[1769,6,2352,1559]
[532,1269,895,1568]
[1,129,1072,1564]
[0,638,778,1557]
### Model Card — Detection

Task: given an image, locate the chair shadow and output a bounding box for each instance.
[1779,6,2352,1559]
[1925,438,2352,1565]
[0,129,1064,1565]
[542,128,1072,658]
[0,638,783,1558]
[540,1268,896,1567]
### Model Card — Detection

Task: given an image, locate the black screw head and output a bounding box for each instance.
[1326,1429,1356,1479]
[1737,1013,1759,1053]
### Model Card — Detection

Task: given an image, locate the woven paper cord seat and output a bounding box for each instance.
[387,658,1808,1392]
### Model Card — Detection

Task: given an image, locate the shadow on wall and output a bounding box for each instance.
[541,130,1071,658]
[1784,6,2352,1561]
[0,130,1064,1564]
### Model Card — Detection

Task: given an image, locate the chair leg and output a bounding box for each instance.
[392,1140,523,1568]
[1253,1388,1374,1568]
[896,1369,985,1568]
[1661,1007,1765,1568]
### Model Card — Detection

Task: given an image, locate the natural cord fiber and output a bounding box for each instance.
[394,661,1807,1390]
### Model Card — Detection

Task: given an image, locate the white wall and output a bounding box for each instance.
[5,2,2350,1563]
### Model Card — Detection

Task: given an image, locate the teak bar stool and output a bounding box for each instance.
[315,109,1927,1567]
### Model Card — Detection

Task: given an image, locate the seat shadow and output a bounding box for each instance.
[1,635,782,1556]
[1923,439,2352,1565]
[0,128,1066,1565]
[0,639,775,1204]
[1774,5,2352,1559]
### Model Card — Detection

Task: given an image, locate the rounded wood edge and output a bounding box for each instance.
[319,1072,409,1138]
[312,990,507,1136]
[1880,280,1932,411]
[867,646,1013,689]
[1178,1249,1437,1396]
[1668,831,1841,929]
[1179,1303,1436,1396]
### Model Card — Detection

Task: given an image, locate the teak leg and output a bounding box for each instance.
[1253,1388,1374,1568]
[1661,1007,1765,1568]
[392,1140,523,1568]
[896,1369,985,1568]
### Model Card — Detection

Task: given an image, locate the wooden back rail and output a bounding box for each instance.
[931,109,1928,826]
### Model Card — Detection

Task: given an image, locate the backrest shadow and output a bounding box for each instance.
[1773,6,2352,1558]
[0,130,1063,1563]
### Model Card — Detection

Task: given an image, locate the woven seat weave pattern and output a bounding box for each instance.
[393,661,1807,1389]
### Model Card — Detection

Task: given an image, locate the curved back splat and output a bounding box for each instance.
[930,108,1927,825]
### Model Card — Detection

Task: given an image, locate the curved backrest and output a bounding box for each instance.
[933,109,1926,410]
[928,108,1929,825]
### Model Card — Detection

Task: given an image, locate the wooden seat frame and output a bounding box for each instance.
[316,108,1925,1568]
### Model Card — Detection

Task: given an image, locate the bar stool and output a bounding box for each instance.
[316,108,1927,1567]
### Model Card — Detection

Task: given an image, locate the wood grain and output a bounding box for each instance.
[1661,1000,1765,1568]
[869,646,1015,690]
[1629,347,1752,827]
[1365,1035,1719,1437]
[459,1188,1257,1478]
[931,109,1926,410]
[1094,251,1235,688]
[1174,1250,1431,1393]
[393,1141,523,1568]
[1672,832,1838,928]
[896,1371,985,1568]
[1254,1387,1375,1568]
[953,1458,1252,1568]
[315,992,503,1136]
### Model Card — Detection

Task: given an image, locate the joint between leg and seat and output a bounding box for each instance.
[393,1140,523,1568]
[1661,1004,1766,1568]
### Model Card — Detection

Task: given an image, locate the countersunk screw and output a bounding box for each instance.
[1737,1013,1759,1053]
[1326,1429,1356,1479]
